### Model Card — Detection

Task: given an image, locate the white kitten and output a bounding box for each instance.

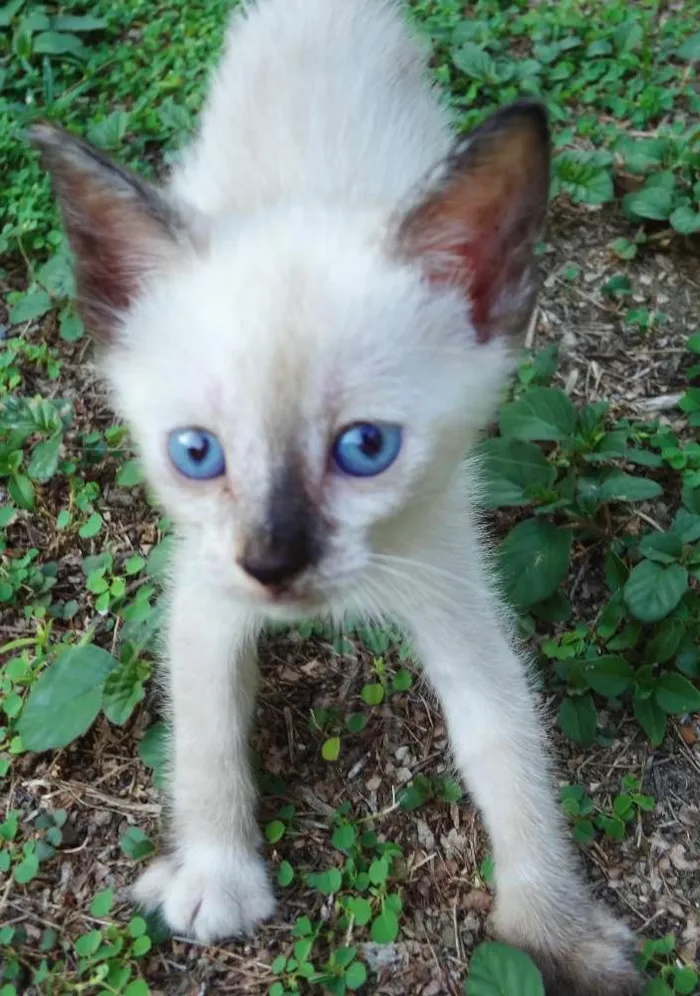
[33,0,640,990]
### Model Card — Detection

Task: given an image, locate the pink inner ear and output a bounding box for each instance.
[30,124,183,344]
[396,106,550,343]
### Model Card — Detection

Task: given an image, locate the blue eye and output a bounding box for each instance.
[332,422,403,477]
[167,428,226,480]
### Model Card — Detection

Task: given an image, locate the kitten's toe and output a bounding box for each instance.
[131,854,177,910]
[499,903,643,996]
[132,844,275,943]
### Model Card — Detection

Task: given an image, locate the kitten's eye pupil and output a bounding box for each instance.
[188,439,209,463]
[359,426,382,457]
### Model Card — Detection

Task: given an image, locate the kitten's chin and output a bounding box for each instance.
[231,584,329,621]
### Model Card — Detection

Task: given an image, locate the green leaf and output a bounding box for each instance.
[345,961,367,990]
[397,774,434,811]
[476,438,555,508]
[277,860,294,887]
[18,646,118,751]
[609,237,637,260]
[87,110,130,150]
[639,532,683,564]
[8,474,34,511]
[683,485,700,515]
[90,887,114,917]
[581,656,634,698]
[0,0,26,28]
[124,981,150,996]
[595,474,662,503]
[499,520,572,608]
[369,856,389,886]
[624,185,674,221]
[138,722,168,787]
[361,682,384,706]
[120,827,155,862]
[465,941,545,995]
[391,669,413,692]
[0,505,17,527]
[131,934,151,957]
[292,915,312,937]
[322,736,341,761]
[316,868,342,894]
[655,674,700,715]
[614,20,643,52]
[624,561,688,622]
[116,459,144,487]
[345,712,368,733]
[347,896,372,927]
[673,967,699,995]
[644,619,684,664]
[14,852,39,884]
[452,43,497,81]
[499,387,576,442]
[370,909,399,944]
[670,206,700,235]
[293,937,313,964]
[79,513,103,539]
[27,435,62,483]
[633,694,666,746]
[265,820,286,844]
[33,30,87,56]
[74,929,102,957]
[677,31,700,60]
[50,14,107,31]
[59,310,84,342]
[102,661,146,725]
[332,824,357,851]
[9,289,52,324]
[558,695,597,746]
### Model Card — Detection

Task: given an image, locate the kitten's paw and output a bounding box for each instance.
[131,843,275,943]
[497,903,642,995]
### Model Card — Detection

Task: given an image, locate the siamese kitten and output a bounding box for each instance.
[32,0,641,990]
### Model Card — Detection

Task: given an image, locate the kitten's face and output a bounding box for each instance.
[31,102,549,620]
[106,206,513,618]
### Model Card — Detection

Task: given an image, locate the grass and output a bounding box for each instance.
[1,0,699,993]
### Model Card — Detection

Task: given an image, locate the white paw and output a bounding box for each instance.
[495,900,641,994]
[131,843,276,943]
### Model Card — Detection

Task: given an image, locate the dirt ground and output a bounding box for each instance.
[3,199,700,993]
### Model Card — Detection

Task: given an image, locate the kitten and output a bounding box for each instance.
[32,0,641,990]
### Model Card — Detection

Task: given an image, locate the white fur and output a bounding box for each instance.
[62,0,636,983]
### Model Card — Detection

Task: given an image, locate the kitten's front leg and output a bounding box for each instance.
[132,553,274,942]
[394,539,641,994]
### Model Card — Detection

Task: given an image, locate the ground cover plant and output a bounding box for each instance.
[1,0,699,992]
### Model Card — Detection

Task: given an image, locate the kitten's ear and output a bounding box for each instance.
[393,100,550,343]
[29,123,188,345]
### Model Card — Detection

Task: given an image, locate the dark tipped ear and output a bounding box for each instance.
[29,123,188,344]
[393,100,550,344]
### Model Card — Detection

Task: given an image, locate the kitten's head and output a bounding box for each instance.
[31,102,549,619]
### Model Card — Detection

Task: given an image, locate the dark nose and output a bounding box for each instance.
[241,461,321,588]
[240,544,311,587]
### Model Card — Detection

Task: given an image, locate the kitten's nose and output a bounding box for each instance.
[239,533,316,588]
[241,462,321,589]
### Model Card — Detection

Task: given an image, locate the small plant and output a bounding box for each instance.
[640,935,700,995]
[562,777,654,844]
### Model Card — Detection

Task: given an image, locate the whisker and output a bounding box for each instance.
[370,552,479,590]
